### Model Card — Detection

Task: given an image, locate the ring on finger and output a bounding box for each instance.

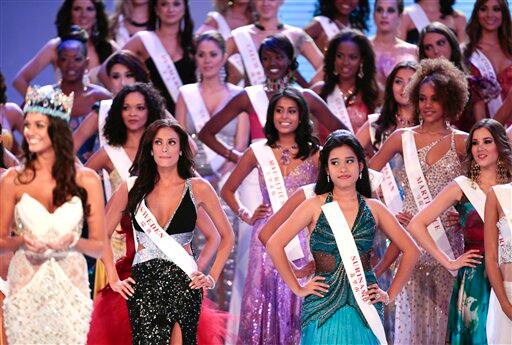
[375,293,380,299]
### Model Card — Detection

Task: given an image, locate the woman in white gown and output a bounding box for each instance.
[0,86,105,344]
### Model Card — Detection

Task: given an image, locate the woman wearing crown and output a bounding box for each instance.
[0,86,105,344]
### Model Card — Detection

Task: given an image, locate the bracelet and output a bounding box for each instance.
[206,274,216,290]
[236,207,247,220]
[383,292,391,305]
[69,234,80,250]
[226,148,234,161]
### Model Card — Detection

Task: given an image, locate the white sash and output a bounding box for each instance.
[134,198,198,277]
[470,49,503,116]
[302,183,316,199]
[0,277,8,296]
[314,16,341,41]
[115,15,131,48]
[104,145,133,181]
[180,84,226,172]
[98,99,113,146]
[454,176,486,221]
[406,4,430,33]
[321,201,387,345]
[140,31,183,103]
[368,113,403,214]
[232,26,266,85]
[401,130,456,273]
[208,11,244,74]
[327,86,354,133]
[251,141,304,261]
[494,184,512,239]
[246,84,269,128]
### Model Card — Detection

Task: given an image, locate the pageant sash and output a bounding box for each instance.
[494,184,512,240]
[134,199,198,277]
[402,130,456,273]
[321,201,387,345]
[180,84,226,172]
[302,183,316,199]
[0,277,7,296]
[246,84,269,127]
[232,26,266,85]
[470,49,503,116]
[98,99,113,146]
[327,86,354,133]
[454,176,486,221]
[208,11,244,73]
[368,113,403,214]
[406,4,430,33]
[140,31,183,103]
[251,141,304,261]
[314,16,341,41]
[115,15,131,48]
[104,145,132,181]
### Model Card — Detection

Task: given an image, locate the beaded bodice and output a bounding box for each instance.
[497,217,512,266]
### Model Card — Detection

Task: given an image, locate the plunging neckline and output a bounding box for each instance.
[143,181,188,229]
[19,193,81,215]
[414,131,454,168]
[327,193,362,232]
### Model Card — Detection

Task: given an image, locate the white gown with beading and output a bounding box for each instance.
[3,194,92,345]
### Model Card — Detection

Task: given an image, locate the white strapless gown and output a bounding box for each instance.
[3,194,92,345]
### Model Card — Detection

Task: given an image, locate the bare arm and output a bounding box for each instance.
[368,129,403,171]
[374,242,401,278]
[454,12,467,43]
[0,169,24,253]
[397,13,413,41]
[85,147,113,173]
[484,190,512,319]
[298,30,324,72]
[73,110,99,154]
[304,89,347,132]
[195,207,221,272]
[195,15,219,36]
[355,120,372,152]
[492,89,512,125]
[174,93,188,128]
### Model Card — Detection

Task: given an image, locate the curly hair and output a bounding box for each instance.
[406,59,469,123]
[106,50,150,83]
[314,0,370,32]
[264,88,320,160]
[17,115,89,216]
[464,118,512,181]
[57,25,89,57]
[103,83,166,147]
[127,119,194,214]
[320,29,378,113]
[315,129,371,197]
[0,71,6,104]
[464,0,512,61]
[373,61,419,149]
[258,34,299,74]
[148,0,194,55]
[55,0,114,63]
[419,22,467,72]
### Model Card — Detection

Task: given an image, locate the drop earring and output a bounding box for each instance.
[327,174,330,183]
[359,172,362,179]
[358,64,364,79]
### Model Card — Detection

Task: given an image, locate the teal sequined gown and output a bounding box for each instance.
[301,193,383,345]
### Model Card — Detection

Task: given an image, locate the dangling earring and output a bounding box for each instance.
[92,22,99,38]
[82,70,90,91]
[327,174,330,183]
[333,70,339,76]
[179,151,183,156]
[156,17,161,30]
[228,0,234,6]
[359,172,362,180]
[196,69,202,83]
[358,64,364,79]
[497,158,508,184]
[150,151,154,156]
[470,160,481,187]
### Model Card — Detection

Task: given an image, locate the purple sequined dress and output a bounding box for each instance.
[236,158,318,345]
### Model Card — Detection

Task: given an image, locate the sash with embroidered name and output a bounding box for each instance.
[302,183,316,199]
[134,197,198,277]
[327,86,354,133]
[232,26,266,85]
[251,141,304,261]
[0,277,7,296]
[406,3,430,33]
[454,176,486,220]
[470,49,503,116]
[180,84,226,172]
[368,113,403,214]
[314,16,341,41]
[246,84,269,128]
[98,99,113,146]
[139,31,183,103]
[402,130,456,275]
[493,184,512,245]
[321,201,387,345]
[104,145,133,182]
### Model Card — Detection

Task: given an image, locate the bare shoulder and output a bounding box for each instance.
[190,176,214,194]
[0,167,19,185]
[76,167,101,188]
[365,197,386,213]
[307,83,324,96]
[4,102,23,115]
[88,84,112,99]
[453,10,467,23]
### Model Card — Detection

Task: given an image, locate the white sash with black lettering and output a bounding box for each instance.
[402,130,456,274]
[104,145,133,181]
[134,198,198,277]
[232,26,266,85]
[327,86,354,133]
[140,31,183,103]
[180,83,225,172]
[251,141,304,261]
[302,183,316,199]
[321,201,387,345]
[246,84,269,128]
[470,49,502,116]
[314,16,341,41]
[0,278,7,296]
[406,4,430,33]
[454,176,486,221]
[494,184,512,239]
[368,113,403,214]
[98,99,113,146]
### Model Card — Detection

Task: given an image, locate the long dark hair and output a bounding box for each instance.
[373,61,419,149]
[55,0,114,62]
[106,50,150,83]
[321,29,378,113]
[0,123,5,169]
[264,88,319,160]
[259,34,299,76]
[464,0,512,61]
[17,115,89,216]
[0,72,6,104]
[465,119,512,181]
[103,83,166,147]
[314,0,370,32]
[127,119,194,214]
[148,0,194,54]
[419,22,467,72]
[315,129,371,197]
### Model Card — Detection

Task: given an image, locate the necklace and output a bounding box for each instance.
[264,77,288,93]
[340,87,357,105]
[128,17,149,27]
[276,142,298,165]
[395,112,415,127]
[254,22,284,31]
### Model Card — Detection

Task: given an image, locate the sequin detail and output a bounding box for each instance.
[497,217,512,266]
